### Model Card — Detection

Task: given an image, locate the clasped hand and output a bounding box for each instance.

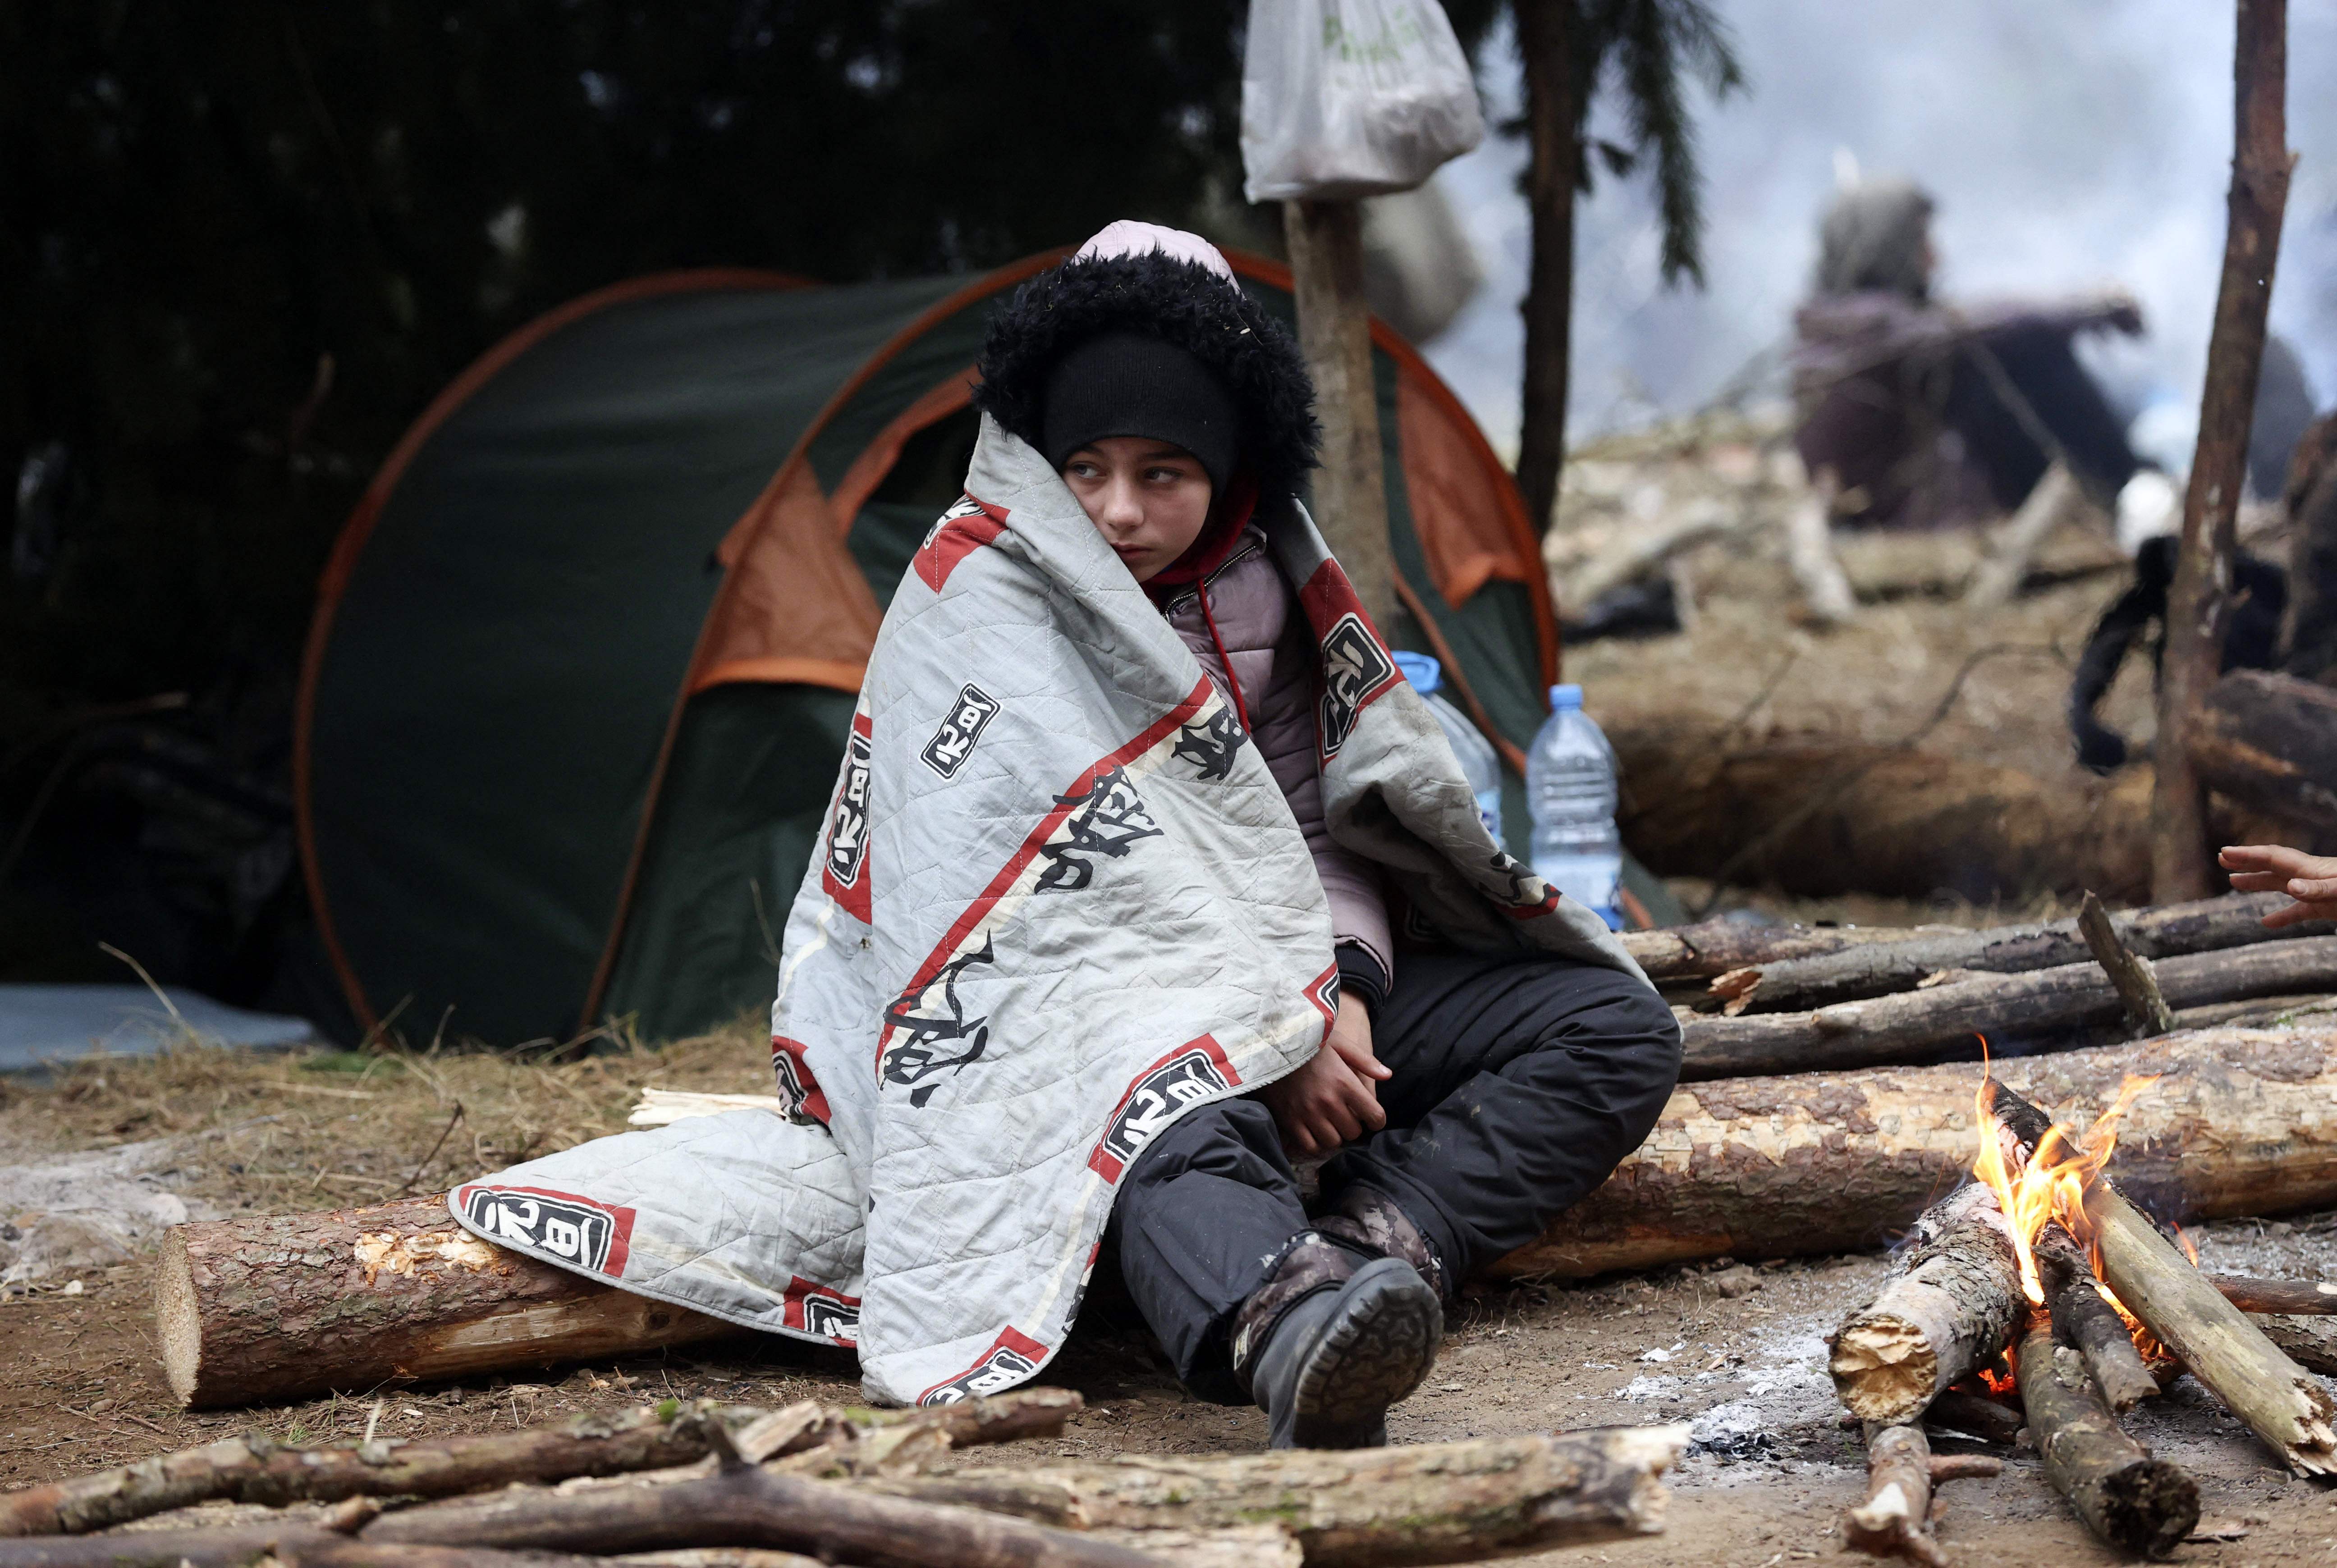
[1256,995,1390,1157]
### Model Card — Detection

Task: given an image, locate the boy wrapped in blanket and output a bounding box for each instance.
[448,223,1681,1449]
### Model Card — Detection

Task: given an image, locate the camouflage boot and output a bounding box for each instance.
[1230,1231,1441,1449]
[1316,1182,1451,1302]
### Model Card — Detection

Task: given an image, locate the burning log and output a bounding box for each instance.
[1921,1390,2025,1448]
[1501,1028,2337,1280]
[1707,892,2313,1015]
[2034,1223,2158,1412]
[156,1198,730,1409]
[2085,1193,2337,1476]
[1828,1185,2024,1425]
[2075,891,2175,1039]
[859,1426,1685,1567]
[2213,1276,2337,1314]
[0,1393,1080,1538]
[2013,1318,2199,1559]
[1681,937,2337,1080]
[1842,1423,2001,1567]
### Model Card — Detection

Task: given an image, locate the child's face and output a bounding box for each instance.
[1062,437,1213,584]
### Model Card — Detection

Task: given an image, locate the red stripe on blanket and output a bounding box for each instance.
[770,1034,833,1125]
[916,1325,1051,1405]
[820,709,875,923]
[1087,1033,1241,1183]
[912,495,1009,593]
[781,1275,861,1345]
[874,677,1217,1077]
[1298,560,1402,762]
[452,1183,636,1278]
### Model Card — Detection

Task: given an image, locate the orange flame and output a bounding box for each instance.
[1970,1073,2160,1306]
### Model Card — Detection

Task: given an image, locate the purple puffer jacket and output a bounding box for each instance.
[1156,525,1394,987]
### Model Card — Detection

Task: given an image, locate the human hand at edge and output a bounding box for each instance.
[1257,998,1388,1157]
[2220,843,2337,929]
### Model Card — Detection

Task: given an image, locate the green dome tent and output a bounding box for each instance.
[296,253,1563,1047]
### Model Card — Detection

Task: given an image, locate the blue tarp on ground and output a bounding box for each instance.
[0,985,316,1074]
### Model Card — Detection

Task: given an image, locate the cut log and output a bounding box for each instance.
[1612,732,2151,905]
[2213,1276,2337,1315]
[1681,937,2337,1081]
[280,1547,619,1568]
[860,1426,1685,1568]
[1842,1422,2000,1567]
[1499,1027,2337,1280]
[1922,1390,2025,1448]
[1714,892,2312,1015]
[2191,616,2337,835]
[1785,491,1856,626]
[1964,461,2090,611]
[2035,1223,2158,1412]
[0,1391,1080,1537]
[2013,1319,2199,1558]
[155,1198,732,1408]
[2076,891,2176,1038]
[2251,1314,2337,1376]
[1623,919,1952,985]
[2086,1190,2337,1476]
[1829,1185,2023,1425]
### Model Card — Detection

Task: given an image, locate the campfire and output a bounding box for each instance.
[1833,1069,2337,1564]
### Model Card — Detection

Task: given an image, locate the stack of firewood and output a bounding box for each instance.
[0,1389,1685,1568]
[1829,1076,2337,1564]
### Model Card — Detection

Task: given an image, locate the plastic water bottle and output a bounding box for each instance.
[1391,651,1503,842]
[1527,683,1623,930]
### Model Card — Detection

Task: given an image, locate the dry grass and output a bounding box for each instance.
[0,1015,772,1216]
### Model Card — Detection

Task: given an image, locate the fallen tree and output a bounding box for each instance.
[1709,892,2309,1015]
[1498,1027,2337,1280]
[1612,730,2151,904]
[1679,937,2337,1080]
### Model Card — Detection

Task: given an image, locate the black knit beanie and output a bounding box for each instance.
[1040,330,1240,493]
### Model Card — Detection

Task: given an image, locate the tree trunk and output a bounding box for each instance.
[1611,731,2152,905]
[2190,667,2337,837]
[863,1426,1684,1568]
[2013,1319,2199,1558]
[1712,892,2308,1015]
[2036,1222,2159,1412]
[2086,1188,2337,1475]
[1283,200,1395,630]
[2153,0,2293,901]
[1497,1027,2337,1280]
[155,1197,730,1409]
[1843,1423,1998,1568]
[1679,937,2337,1081]
[1828,1185,2024,1425]
[1513,0,1576,540]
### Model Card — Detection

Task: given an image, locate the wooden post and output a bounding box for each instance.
[1513,0,1576,540]
[1283,200,1397,630]
[2151,0,2293,901]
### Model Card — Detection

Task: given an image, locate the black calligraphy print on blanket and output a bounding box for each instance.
[1170,705,1244,780]
[881,934,996,1106]
[1035,765,1163,892]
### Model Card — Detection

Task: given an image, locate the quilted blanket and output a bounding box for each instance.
[448,417,1643,1404]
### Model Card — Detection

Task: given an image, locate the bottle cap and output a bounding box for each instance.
[1549,683,1583,711]
[1392,650,1442,694]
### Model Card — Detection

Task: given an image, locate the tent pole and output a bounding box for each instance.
[1284,199,1398,631]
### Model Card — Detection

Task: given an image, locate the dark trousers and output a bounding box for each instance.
[1109,950,1682,1401]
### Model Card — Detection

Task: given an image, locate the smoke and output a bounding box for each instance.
[1424,0,2337,458]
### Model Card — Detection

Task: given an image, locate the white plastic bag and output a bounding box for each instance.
[1241,0,1485,203]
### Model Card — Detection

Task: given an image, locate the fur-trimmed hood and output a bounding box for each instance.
[971,235,1321,502]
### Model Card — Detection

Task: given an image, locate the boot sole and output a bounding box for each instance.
[1289,1257,1442,1447]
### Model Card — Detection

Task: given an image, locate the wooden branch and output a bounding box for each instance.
[1922,1390,2025,1448]
[1785,492,1856,626]
[1843,1422,1999,1567]
[1622,919,1949,985]
[1829,1186,2024,1425]
[2213,1276,2337,1314]
[1284,200,1395,628]
[0,1391,1080,1538]
[280,1545,620,1568]
[2250,1314,2337,1375]
[2035,1223,2158,1412]
[2087,1189,2337,1476]
[2077,892,2176,1038]
[2191,667,2337,832]
[861,1425,1683,1568]
[1965,462,2085,612]
[156,1197,731,1408]
[1713,893,2309,1015]
[2013,1319,2199,1558]
[1503,1030,2337,1280]
[2152,0,2294,901]
[1680,936,2337,1081]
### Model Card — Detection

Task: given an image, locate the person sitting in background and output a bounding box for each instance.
[2222,844,2337,929]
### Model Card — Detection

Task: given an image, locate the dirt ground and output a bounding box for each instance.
[4,1029,2336,1567]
